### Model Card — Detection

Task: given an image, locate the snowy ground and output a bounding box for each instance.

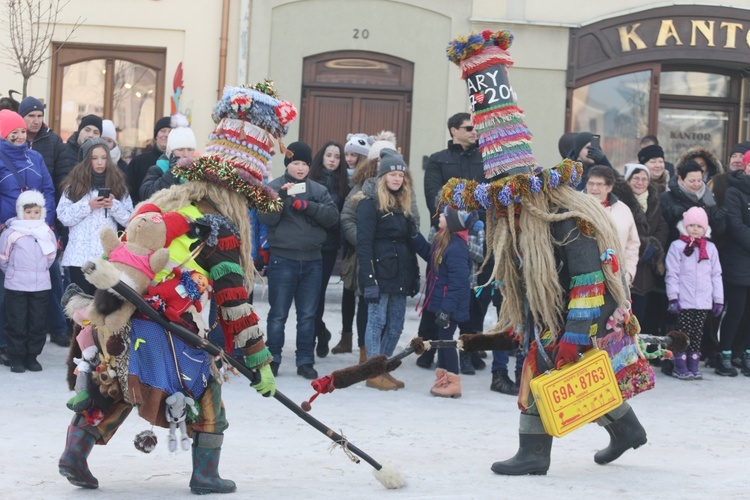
[2,280,748,499]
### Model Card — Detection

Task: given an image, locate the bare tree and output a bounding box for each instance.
[3,0,83,97]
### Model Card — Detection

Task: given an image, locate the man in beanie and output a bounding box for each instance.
[55,114,102,194]
[567,131,613,190]
[139,116,197,200]
[18,97,71,348]
[126,115,172,205]
[20,97,64,180]
[258,141,339,380]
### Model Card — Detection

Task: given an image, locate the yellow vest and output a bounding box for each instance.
[153,204,208,283]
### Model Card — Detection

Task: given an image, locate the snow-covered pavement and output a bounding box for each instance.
[2,281,747,499]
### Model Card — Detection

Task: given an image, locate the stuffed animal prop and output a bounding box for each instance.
[165,392,197,452]
[85,204,189,337]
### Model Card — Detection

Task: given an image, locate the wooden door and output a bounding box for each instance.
[301,89,410,158]
[300,51,413,158]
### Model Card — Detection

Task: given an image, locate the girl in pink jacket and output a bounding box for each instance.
[665,206,723,380]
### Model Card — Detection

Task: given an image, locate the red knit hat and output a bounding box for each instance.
[743,150,750,168]
[0,109,27,140]
[127,203,190,247]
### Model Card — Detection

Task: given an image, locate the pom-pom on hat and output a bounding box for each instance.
[18,96,44,118]
[377,148,407,177]
[171,80,299,212]
[166,114,197,156]
[345,133,373,156]
[623,163,650,181]
[78,114,102,135]
[0,109,26,139]
[284,141,313,167]
[446,29,535,179]
[638,144,664,165]
[682,206,709,231]
[15,189,46,220]
[368,131,397,161]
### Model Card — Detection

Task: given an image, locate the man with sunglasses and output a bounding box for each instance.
[424,113,483,224]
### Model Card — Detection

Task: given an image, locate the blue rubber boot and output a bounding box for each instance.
[58,423,99,489]
[189,432,236,495]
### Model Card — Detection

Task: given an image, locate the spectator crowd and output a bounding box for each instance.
[1,93,748,392]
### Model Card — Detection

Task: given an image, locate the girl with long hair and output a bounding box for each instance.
[412,206,475,398]
[307,141,349,356]
[355,148,419,391]
[57,138,133,294]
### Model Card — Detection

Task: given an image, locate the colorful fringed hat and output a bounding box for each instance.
[447,30,535,179]
[441,30,583,212]
[172,80,298,212]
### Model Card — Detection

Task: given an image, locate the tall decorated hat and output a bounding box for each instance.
[173,80,297,212]
[441,30,582,211]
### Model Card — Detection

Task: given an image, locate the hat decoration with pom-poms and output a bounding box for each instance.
[446,29,535,179]
[173,80,298,213]
[134,430,158,453]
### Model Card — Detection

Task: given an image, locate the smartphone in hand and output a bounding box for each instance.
[589,134,601,151]
[97,188,111,199]
[287,183,307,196]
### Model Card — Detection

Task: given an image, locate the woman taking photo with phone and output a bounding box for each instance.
[57,138,133,294]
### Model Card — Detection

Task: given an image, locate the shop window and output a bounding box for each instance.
[571,71,651,169]
[658,108,728,163]
[660,71,730,98]
[51,44,166,162]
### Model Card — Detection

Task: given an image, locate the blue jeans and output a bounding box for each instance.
[265,255,322,367]
[365,293,406,359]
[47,258,67,335]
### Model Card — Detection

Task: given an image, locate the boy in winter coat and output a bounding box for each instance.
[0,190,56,372]
[258,141,339,380]
[413,206,476,398]
[665,206,723,379]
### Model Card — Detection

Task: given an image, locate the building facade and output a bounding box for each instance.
[2,0,749,229]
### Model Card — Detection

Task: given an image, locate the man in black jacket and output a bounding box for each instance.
[423,113,483,226]
[19,96,70,348]
[127,116,171,205]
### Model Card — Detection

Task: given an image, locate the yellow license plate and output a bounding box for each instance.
[530,349,622,438]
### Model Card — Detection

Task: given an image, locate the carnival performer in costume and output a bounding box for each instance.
[58,81,296,494]
[442,30,654,476]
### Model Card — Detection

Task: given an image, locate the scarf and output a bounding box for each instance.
[651,173,668,193]
[91,171,106,189]
[8,218,56,255]
[677,181,707,203]
[635,190,649,211]
[679,234,709,261]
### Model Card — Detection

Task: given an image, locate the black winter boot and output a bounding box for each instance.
[315,326,331,358]
[715,352,738,377]
[490,370,519,396]
[594,404,647,465]
[491,414,552,475]
[741,352,750,377]
[190,432,236,495]
[459,351,475,375]
[471,351,486,370]
[59,423,99,489]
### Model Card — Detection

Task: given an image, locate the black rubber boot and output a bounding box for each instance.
[190,432,236,495]
[491,414,552,475]
[594,404,647,465]
[741,352,750,377]
[59,422,99,489]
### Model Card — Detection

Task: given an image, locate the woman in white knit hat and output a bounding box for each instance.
[139,114,196,201]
